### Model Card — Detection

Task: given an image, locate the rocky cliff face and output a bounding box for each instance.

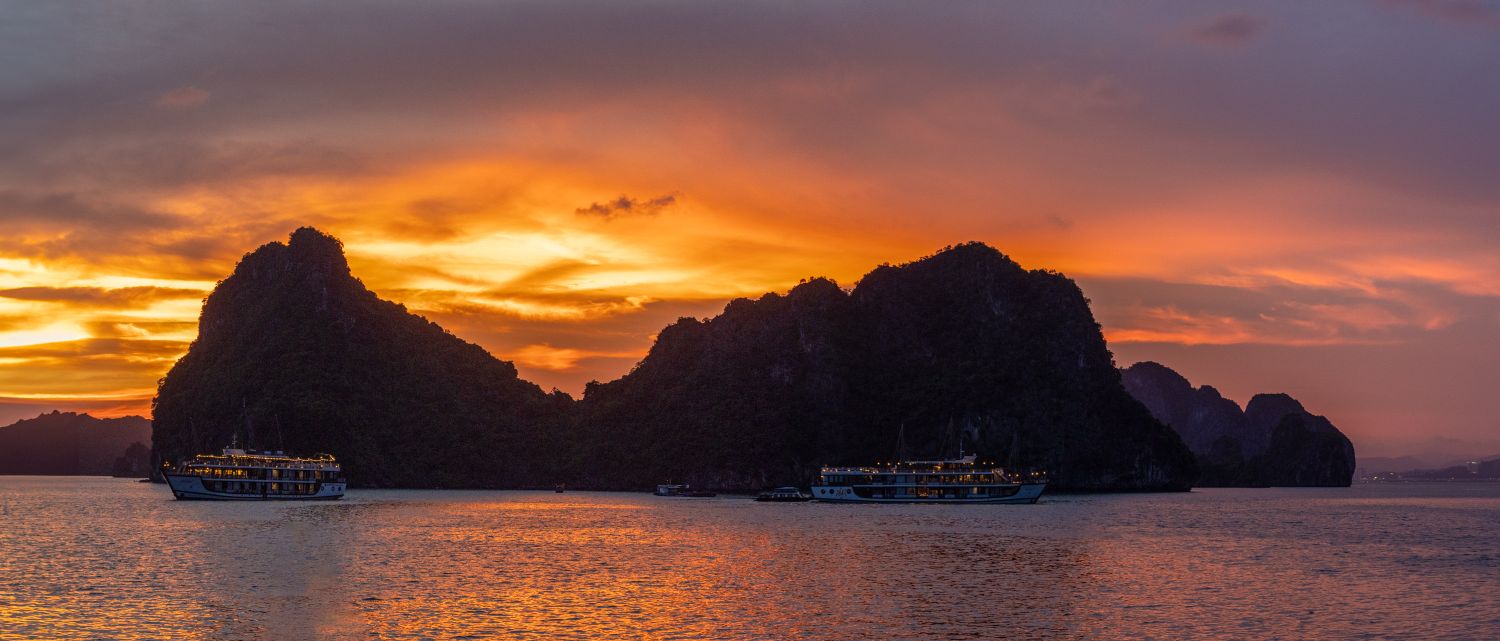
[151,228,571,487]
[0,411,151,475]
[1121,362,1356,487]
[575,243,1198,491]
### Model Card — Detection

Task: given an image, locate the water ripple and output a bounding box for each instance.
[2,479,1498,640]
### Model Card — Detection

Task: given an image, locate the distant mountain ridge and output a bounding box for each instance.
[153,229,1199,490]
[1121,362,1356,486]
[0,411,151,475]
[1390,458,1500,480]
[1356,456,1431,477]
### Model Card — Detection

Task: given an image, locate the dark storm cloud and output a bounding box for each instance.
[576,195,677,220]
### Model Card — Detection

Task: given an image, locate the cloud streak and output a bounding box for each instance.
[1185,13,1265,46]
[156,86,210,109]
[576,194,677,220]
[0,286,203,308]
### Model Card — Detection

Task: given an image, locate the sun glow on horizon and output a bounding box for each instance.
[0,324,93,350]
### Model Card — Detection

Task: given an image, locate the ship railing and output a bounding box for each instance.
[183,462,342,471]
[820,466,1048,478]
[819,465,1004,472]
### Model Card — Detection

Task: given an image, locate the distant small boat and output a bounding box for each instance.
[163,446,345,501]
[755,487,810,502]
[554,483,566,493]
[654,484,716,498]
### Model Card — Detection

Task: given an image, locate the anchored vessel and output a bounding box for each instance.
[755,487,811,502]
[654,484,716,498]
[811,455,1046,504]
[164,447,346,501]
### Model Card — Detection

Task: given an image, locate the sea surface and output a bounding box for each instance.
[1,478,1497,640]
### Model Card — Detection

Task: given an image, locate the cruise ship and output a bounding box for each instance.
[811,454,1046,504]
[163,447,346,500]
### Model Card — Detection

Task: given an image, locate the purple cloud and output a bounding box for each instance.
[1186,13,1265,46]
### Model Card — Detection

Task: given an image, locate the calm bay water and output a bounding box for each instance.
[1,478,1497,640]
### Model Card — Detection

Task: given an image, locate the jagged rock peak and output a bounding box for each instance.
[154,226,558,488]
[1124,361,1193,390]
[786,277,844,302]
[232,226,352,282]
[1120,361,1355,487]
[862,242,1026,282]
[914,241,1016,268]
[1246,393,1308,422]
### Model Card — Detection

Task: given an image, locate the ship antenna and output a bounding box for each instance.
[893,423,908,463]
[946,415,957,460]
[241,397,256,451]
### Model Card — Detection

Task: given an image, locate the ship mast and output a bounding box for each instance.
[893,423,908,463]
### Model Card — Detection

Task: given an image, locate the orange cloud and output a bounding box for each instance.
[156,86,209,109]
[0,338,185,411]
[0,286,203,308]
[507,344,646,372]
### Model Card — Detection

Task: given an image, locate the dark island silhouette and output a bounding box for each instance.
[0,411,152,476]
[572,242,1195,492]
[151,227,570,488]
[146,226,1348,492]
[1121,362,1356,487]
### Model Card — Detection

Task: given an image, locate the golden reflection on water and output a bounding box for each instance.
[2,479,1499,640]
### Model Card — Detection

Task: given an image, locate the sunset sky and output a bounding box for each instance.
[2,2,1498,461]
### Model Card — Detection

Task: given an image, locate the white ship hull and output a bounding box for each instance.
[811,482,1046,504]
[166,474,345,501]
